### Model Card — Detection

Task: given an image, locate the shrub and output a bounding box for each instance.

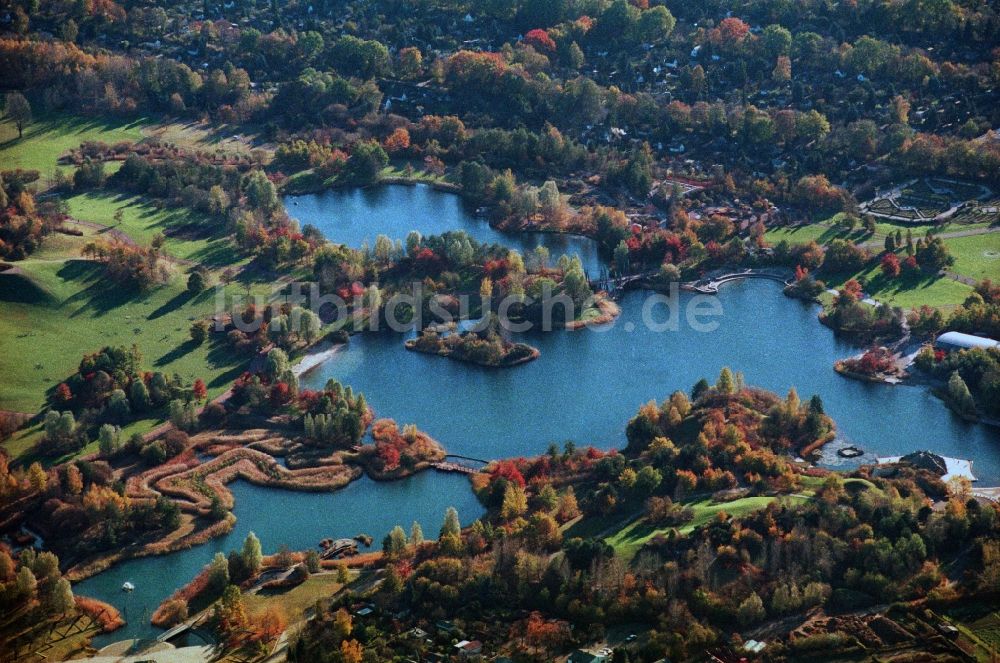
[200,402,227,427]
[187,270,207,293]
[154,598,189,627]
[141,441,167,466]
[190,320,210,344]
[162,429,190,457]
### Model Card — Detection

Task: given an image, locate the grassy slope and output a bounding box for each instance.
[0,260,245,413]
[824,262,973,310]
[0,115,272,420]
[946,233,1000,283]
[767,212,994,309]
[0,115,145,176]
[64,191,246,268]
[604,494,810,562]
[243,572,352,622]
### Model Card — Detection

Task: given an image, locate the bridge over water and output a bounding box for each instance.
[682,269,792,294]
[432,455,490,475]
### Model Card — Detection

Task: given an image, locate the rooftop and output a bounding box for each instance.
[935,331,1000,351]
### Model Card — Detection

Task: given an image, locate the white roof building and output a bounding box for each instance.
[936,331,999,352]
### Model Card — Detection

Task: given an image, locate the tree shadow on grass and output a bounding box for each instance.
[866,270,945,301]
[186,241,244,269]
[0,271,54,304]
[58,261,155,317]
[155,339,200,367]
[148,289,195,320]
[206,340,249,388]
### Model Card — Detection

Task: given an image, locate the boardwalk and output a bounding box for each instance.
[683,269,791,294]
[431,461,480,475]
[156,614,208,642]
[973,486,1000,502]
[589,271,657,298]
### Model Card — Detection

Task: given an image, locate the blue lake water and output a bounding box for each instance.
[301,282,1000,480]
[74,473,483,645]
[291,184,1000,483]
[285,184,604,276]
[73,183,1000,644]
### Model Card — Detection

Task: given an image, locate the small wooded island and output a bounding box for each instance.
[405,315,540,368]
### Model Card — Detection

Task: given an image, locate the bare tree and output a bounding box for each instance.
[4,92,31,139]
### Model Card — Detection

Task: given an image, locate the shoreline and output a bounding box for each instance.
[565,295,621,330]
[292,340,346,377]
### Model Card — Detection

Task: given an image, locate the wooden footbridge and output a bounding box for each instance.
[432,455,490,475]
[157,613,211,642]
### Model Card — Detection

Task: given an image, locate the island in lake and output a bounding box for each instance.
[405,314,540,368]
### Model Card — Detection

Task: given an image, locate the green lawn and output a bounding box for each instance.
[0,259,246,417]
[64,192,245,268]
[764,221,866,246]
[380,160,450,184]
[603,495,809,562]
[946,233,1000,283]
[767,213,994,255]
[244,572,351,621]
[0,115,145,177]
[823,259,974,310]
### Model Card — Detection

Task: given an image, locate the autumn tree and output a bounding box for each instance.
[15,566,37,599]
[241,532,263,577]
[383,525,408,558]
[501,483,529,520]
[340,639,363,663]
[209,552,230,593]
[253,605,286,643]
[65,464,83,495]
[213,585,249,646]
[410,521,424,546]
[28,462,47,493]
[717,367,736,395]
[397,46,423,78]
[773,55,792,82]
[556,487,581,521]
[383,127,410,154]
[47,578,74,615]
[738,591,766,626]
[440,506,461,538]
[881,253,901,278]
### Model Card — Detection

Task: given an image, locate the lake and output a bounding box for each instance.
[74,183,1000,644]
[285,184,604,276]
[292,185,1000,484]
[73,473,484,645]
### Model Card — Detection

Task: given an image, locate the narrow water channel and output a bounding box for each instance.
[74,473,484,645]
